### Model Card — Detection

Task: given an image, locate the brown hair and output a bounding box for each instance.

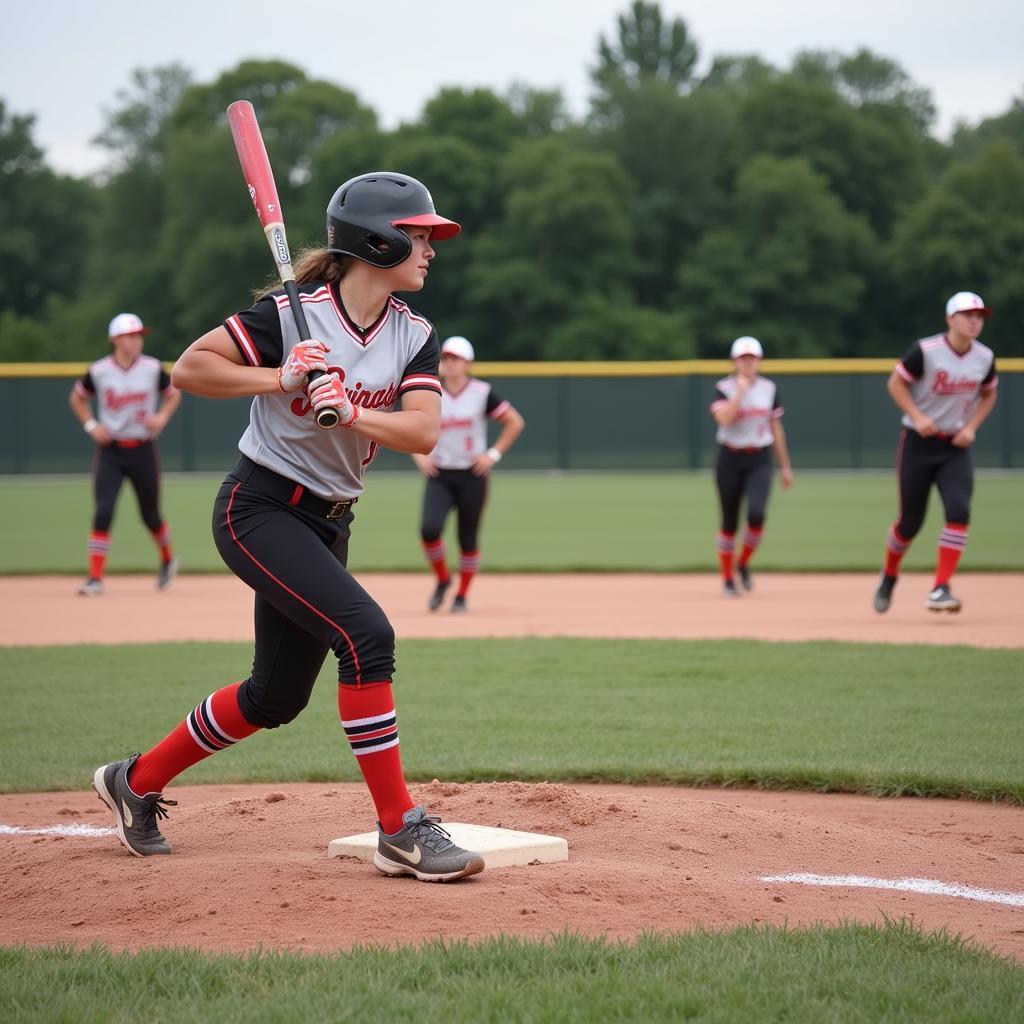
[254,248,354,300]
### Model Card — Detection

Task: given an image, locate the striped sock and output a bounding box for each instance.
[151,522,173,564]
[738,525,763,567]
[127,682,259,795]
[88,530,109,580]
[457,549,479,598]
[716,531,736,581]
[935,523,968,587]
[339,683,413,834]
[884,524,911,578]
[422,539,450,583]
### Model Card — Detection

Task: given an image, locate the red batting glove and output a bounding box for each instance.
[307,371,359,427]
[278,340,329,393]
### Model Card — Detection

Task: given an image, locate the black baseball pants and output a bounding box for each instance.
[420,468,488,551]
[895,429,973,539]
[92,441,164,533]
[715,446,773,534]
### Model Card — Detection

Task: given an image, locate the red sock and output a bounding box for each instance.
[884,524,910,578]
[128,682,259,795]
[934,523,967,587]
[457,549,479,598]
[88,530,109,580]
[422,539,450,583]
[338,682,413,834]
[151,523,173,564]
[738,525,763,567]
[716,531,735,581]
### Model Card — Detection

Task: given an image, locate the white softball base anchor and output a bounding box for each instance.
[329,823,568,868]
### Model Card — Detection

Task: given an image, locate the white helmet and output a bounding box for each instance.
[440,336,475,361]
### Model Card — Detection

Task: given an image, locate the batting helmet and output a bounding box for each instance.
[325,172,461,269]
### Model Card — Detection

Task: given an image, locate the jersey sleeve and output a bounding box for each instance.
[485,385,512,419]
[709,384,729,414]
[981,354,999,391]
[158,367,174,393]
[223,295,284,368]
[895,341,923,382]
[398,328,442,396]
[75,370,96,397]
[771,382,784,419]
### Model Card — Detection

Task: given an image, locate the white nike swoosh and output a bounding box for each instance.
[383,839,421,864]
[121,798,133,827]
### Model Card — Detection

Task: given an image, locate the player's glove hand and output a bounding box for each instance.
[307,371,359,427]
[278,340,329,393]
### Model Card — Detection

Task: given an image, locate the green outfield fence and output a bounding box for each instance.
[1,359,1021,473]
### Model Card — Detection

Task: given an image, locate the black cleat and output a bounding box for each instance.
[723,579,740,598]
[450,595,468,613]
[873,574,897,614]
[92,754,177,856]
[737,564,753,591]
[428,580,451,611]
[926,584,962,613]
[157,556,179,590]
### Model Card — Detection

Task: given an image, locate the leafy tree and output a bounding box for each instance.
[0,101,96,317]
[677,154,875,357]
[418,87,523,156]
[699,54,777,94]
[505,83,573,137]
[950,92,1024,160]
[888,141,1024,355]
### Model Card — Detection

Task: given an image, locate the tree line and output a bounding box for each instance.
[2,1,1022,364]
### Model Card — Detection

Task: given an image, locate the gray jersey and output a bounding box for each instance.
[710,375,782,448]
[432,379,510,469]
[224,282,441,500]
[75,354,173,441]
[895,334,997,434]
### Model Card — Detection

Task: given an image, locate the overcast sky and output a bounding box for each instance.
[3,0,1022,176]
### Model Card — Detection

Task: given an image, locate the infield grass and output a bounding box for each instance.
[2,924,1022,1023]
[1,470,1021,573]
[3,638,1021,801]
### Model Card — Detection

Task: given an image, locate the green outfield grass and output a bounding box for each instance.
[3,638,1021,801]
[0,469,1021,574]
[2,925,1022,1024]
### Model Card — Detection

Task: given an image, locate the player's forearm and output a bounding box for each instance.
[350,407,440,455]
[771,422,791,470]
[886,373,922,419]
[160,389,183,418]
[171,350,279,399]
[69,391,92,425]
[493,409,525,453]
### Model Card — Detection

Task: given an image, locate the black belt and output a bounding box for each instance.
[722,444,770,454]
[235,457,357,520]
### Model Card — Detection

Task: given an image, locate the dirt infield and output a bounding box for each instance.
[2,573,1022,961]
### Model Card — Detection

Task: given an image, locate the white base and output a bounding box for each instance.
[328,823,568,868]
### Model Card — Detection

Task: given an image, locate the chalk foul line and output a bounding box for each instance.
[761,873,1024,907]
[0,823,114,838]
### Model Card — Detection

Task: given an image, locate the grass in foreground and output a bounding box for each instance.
[1,470,1021,573]
[2,638,1021,801]
[1,924,1021,1024]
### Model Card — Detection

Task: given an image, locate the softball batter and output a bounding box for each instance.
[413,335,524,612]
[873,291,998,615]
[710,336,793,596]
[93,172,484,882]
[68,313,180,595]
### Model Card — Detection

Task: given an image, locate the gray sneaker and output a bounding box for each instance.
[157,556,179,590]
[78,578,103,596]
[374,805,485,882]
[92,754,177,856]
[926,584,962,613]
[873,574,897,613]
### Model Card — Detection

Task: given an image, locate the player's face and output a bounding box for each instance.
[734,354,760,378]
[111,331,145,360]
[439,353,470,381]
[388,227,435,292]
[947,310,986,342]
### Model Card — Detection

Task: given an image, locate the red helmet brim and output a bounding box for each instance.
[393,214,461,241]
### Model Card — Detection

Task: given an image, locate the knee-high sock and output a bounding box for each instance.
[457,549,479,598]
[935,523,968,587]
[88,530,109,580]
[338,682,413,834]
[422,539,450,584]
[716,531,736,581]
[150,522,173,563]
[128,682,259,796]
[738,525,763,567]
[884,524,911,578]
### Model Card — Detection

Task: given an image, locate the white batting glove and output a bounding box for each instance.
[277,340,329,393]
[307,371,360,427]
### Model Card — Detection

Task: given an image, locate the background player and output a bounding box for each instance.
[709,336,793,596]
[92,171,484,882]
[873,291,998,615]
[413,336,525,612]
[68,313,180,595]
